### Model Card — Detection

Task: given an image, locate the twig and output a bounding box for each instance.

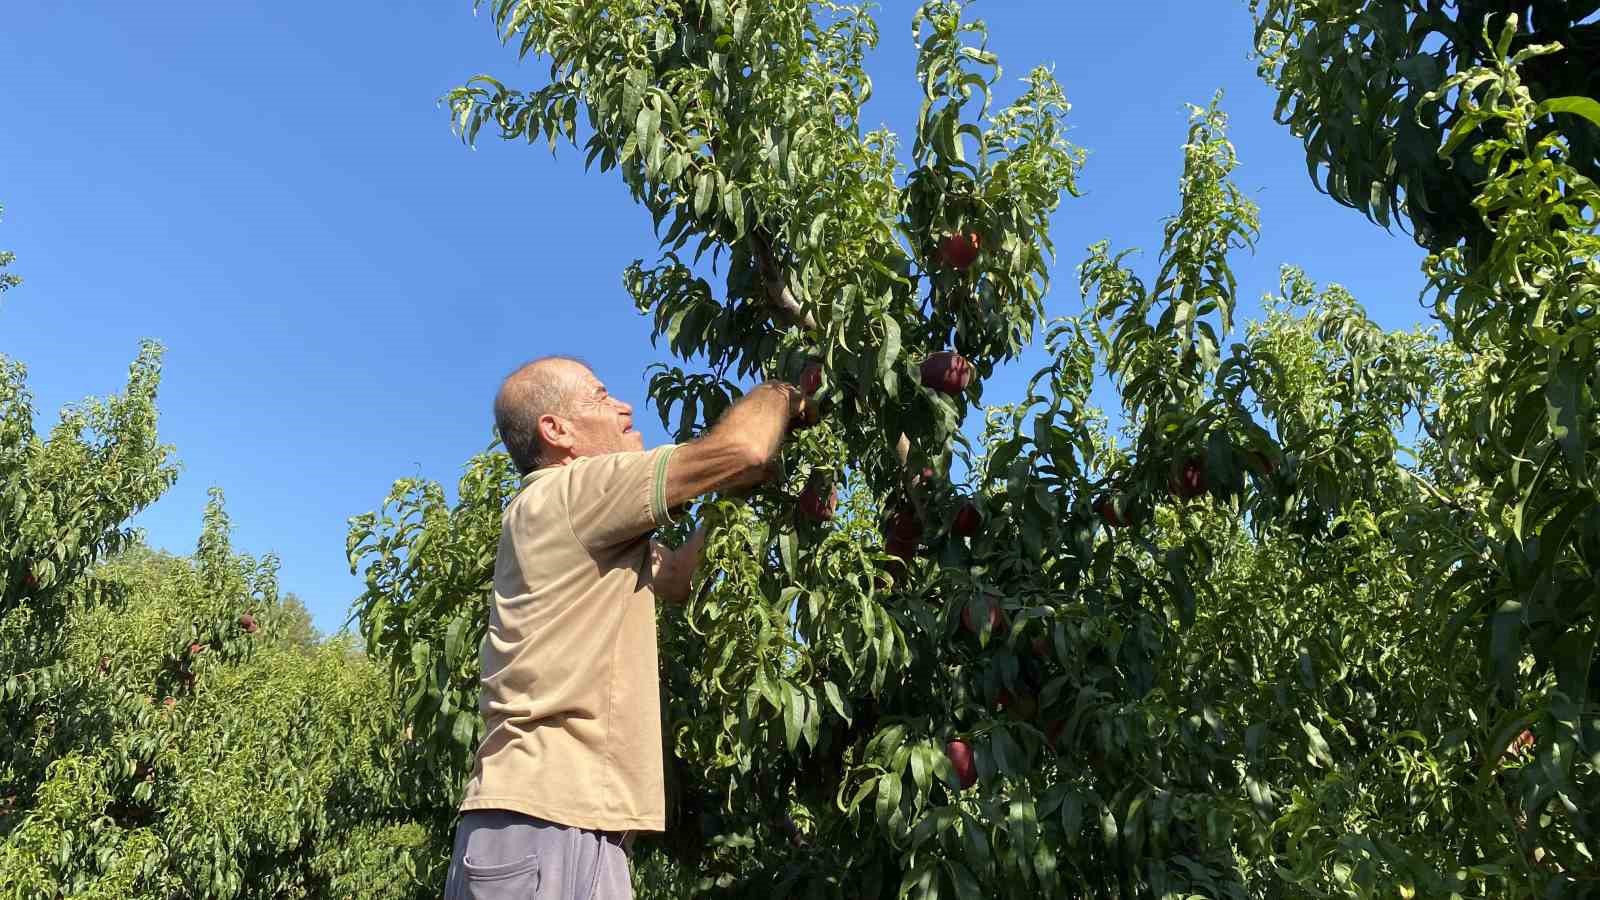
[1399,466,1465,513]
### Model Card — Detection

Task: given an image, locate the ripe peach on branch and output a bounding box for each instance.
[960,598,1006,636]
[951,499,981,538]
[797,476,838,523]
[1094,494,1131,529]
[945,739,977,789]
[799,362,823,397]
[1170,457,1207,500]
[882,506,923,563]
[937,232,981,271]
[920,351,974,395]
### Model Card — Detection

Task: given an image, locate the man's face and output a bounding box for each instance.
[561,366,644,458]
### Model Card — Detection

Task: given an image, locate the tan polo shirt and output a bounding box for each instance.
[459,444,677,832]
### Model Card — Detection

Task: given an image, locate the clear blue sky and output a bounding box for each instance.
[1,2,1430,636]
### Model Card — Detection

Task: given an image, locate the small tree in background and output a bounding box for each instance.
[0,247,440,899]
[0,205,19,296]
[277,592,321,651]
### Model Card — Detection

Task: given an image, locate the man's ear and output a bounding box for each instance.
[538,413,575,455]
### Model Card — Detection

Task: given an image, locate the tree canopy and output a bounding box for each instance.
[3,1,1597,897]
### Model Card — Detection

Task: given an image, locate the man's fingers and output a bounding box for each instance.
[789,396,821,430]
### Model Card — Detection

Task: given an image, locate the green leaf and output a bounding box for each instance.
[1301,721,1333,768]
[802,690,820,750]
[723,182,746,238]
[694,171,715,218]
[1545,357,1589,485]
[824,681,851,723]
[945,861,981,898]
[1244,775,1274,817]
[783,682,804,751]
[663,151,687,182]
[961,812,991,871]
[990,728,1022,776]
[778,527,798,579]
[1535,96,1600,129]
[444,614,467,668]
[1490,601,1524,694]
[901,860,939,898]
[909,744,931,806]
[877,316,902,381]
[875,771,903,830]
[634,100,659,164]
[646,134,665,178]
[451,710,476,750]
[908,807,959,851]
[622,70,645,123]
[846,777,877,814]
[1164,547,1196,629]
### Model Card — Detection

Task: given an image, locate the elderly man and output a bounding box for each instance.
[443,355,807,900]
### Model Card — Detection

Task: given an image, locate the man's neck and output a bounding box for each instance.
[532,452,580,472]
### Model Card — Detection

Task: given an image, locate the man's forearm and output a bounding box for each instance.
[708,382,800,465]
[661,381,807,510]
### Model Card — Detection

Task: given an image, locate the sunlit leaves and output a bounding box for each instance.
[336,1,1600,896]
[2,453,420,897]
[346,443,515,792]
[1255,5,1600,886]
[0,205,20,296]
[1250,0,1600,255]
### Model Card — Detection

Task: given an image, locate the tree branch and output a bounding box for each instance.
[753,227,926,534]
[751,229,817,331]
[1399,465,1465,513]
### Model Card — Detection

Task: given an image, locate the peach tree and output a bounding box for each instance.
[0,334,437,897]
[345,0,1597,896]
[1255,1,1600,885]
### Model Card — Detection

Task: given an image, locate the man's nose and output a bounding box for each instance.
[614,398,634,416]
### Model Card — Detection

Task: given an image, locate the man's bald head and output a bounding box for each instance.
[494,356,591,475]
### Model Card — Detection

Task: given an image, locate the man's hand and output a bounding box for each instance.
[651,527,707,605]
[789,394,820,430]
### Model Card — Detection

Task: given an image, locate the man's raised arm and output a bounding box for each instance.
[661,381,804,510]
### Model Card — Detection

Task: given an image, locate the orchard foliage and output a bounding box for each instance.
[448,0,1083,472]
[1251,0,1600,255]
[0,342,176,631]
[0,341,438,897]
[342,1,1600,897]
[1256,2,1600,886]
[345,438,519,799]
[0,206,19,296]
[0,0,1580,896]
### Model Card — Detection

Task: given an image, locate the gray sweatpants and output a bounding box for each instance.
[444,810,633,900]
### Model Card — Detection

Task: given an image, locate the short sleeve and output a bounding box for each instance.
[562,445,679,552]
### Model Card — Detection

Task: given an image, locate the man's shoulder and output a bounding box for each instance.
[566,446,661,473]
[510,446,674,517]
[523,446,670,483]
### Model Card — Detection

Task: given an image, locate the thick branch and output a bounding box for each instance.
[751,230,817,331]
